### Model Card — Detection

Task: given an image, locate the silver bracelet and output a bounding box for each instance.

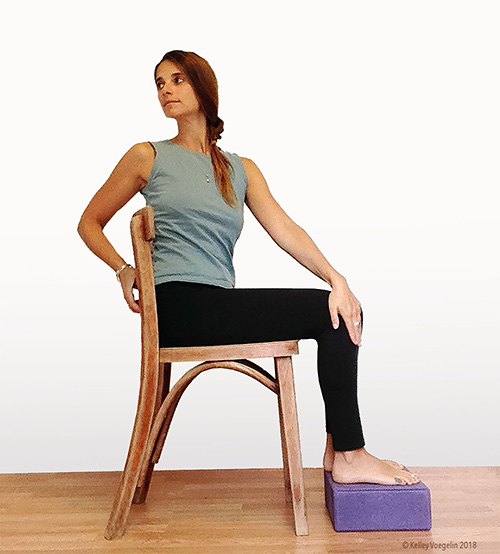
[116,263,132,281]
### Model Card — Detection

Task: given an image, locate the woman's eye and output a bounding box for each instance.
[156,76,184,89]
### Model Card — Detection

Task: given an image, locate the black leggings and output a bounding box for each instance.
[155,280,365,451]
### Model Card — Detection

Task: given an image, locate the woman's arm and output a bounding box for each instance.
[241,156,362,345]
[77,142,155,312]
[241,157,345,289]
[77,142,153,269]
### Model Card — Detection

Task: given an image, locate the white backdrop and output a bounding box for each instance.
[1,0,498,473]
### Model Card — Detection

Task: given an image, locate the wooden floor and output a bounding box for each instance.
[1,467,499,553]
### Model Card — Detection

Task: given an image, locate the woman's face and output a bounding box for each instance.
[155,60,203,120]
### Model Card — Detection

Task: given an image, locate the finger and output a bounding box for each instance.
[346,321,361,346]
[351,327,360,346]
[124,291,140,313]
[330,313,340,330]
[354,310,363,344]
[354,321,362,345]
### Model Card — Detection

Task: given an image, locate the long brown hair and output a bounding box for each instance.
[154,50,238,208]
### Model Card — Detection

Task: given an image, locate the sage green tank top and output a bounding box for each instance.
[139,139,248,288]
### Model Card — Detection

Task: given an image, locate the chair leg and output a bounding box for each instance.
[277,392,292,503]
[133,362,172,504]
[274,356,309,536]
[104,359,161,540]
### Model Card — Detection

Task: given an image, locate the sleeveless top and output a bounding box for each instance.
[139,139,248,288]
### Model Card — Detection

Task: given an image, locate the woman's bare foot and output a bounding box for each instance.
[323,450,404,472]
[323,434,408,475]
[331,447,420,485]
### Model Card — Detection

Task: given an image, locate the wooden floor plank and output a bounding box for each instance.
[0,467,498,553]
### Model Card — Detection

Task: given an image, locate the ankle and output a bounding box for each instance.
[336,447,365,463]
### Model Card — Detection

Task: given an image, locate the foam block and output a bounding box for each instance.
[324,468,432,531]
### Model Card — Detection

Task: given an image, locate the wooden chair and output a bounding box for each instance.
[104,205,309,539]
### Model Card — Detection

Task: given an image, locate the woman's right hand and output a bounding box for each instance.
[118,266,141,313]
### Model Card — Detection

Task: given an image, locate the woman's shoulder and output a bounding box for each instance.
[125,141,157,159]
[237,155,258,175]
[124,142,157,190]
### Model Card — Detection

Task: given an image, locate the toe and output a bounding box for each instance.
[395,470,417,485]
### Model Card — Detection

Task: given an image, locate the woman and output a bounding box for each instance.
[78,49,419,486]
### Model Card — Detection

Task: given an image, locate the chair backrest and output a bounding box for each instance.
[130,205,159,354]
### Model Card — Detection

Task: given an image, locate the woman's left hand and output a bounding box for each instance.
[328,276,363,346]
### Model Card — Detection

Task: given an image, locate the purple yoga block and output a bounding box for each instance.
[324,468,432,532]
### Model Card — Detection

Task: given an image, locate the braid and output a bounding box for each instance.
[207,116,237,208]
[208,115,223,142]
